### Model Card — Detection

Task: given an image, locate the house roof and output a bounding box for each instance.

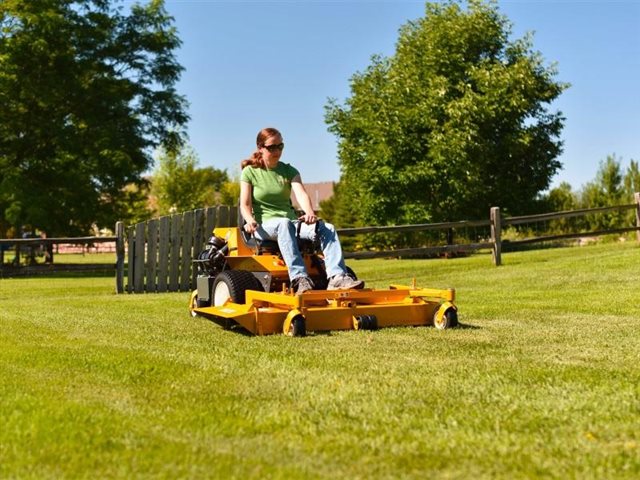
[291,181,335,211]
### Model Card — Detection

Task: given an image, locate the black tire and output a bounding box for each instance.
[212,270,263,306]
[355,314,378,331]
[291,315,306,337]
[447,308,459,328]
[434,307,458,330]
[345,265,357,280]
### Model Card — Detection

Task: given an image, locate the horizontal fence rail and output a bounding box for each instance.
[336,219,491,236]
[0,236,118,278]
[116,193,639,292]
[503,203,638,226]
[5,194,636,289]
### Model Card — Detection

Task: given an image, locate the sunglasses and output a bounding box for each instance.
[263,143,285,153]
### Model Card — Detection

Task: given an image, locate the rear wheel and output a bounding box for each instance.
[212,270,263,306]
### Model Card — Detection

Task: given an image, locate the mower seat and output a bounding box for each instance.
[241,230,280,254]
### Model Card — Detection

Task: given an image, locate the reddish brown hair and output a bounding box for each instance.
[241,127,283,169]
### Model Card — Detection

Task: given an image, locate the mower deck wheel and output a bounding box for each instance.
[434,306,458,330]
[189,290,198,317]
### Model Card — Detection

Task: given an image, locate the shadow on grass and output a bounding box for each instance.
[456,322,481,330]
[207,322,482,338]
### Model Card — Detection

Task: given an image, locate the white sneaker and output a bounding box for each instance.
[327,273,365,290]
[292,276,315,295]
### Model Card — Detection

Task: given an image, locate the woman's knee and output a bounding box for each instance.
[321,221,336,233]
[317,221,339,243]
[318,221,336,236]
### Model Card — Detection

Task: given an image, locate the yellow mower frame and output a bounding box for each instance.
[189,226,458,336]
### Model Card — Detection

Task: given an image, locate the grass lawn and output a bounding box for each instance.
[1,242,639,479]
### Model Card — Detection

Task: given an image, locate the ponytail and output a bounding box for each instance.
[240,150,265,169]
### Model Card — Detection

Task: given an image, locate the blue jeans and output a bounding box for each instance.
[255,218,347,281]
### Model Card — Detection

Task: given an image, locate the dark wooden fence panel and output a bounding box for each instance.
[115,222,125,293]
[169,214,181,292]
[145,219,158,293]
[192,209,205,287]
[180,211,194,292]
[133,222,145,293]
[126,226,135,293]
[122,205,237,293]
[157,216,170,292]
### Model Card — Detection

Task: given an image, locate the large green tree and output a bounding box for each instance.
[0,0,188,236]
[325,0,567,227]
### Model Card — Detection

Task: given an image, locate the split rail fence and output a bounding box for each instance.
[2,195,637,292]
[117,193,640,294]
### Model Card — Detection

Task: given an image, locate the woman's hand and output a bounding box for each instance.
[244,221,259,234]
[299,213,317,224]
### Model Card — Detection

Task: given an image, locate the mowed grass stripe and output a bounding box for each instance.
[1,242,639,479]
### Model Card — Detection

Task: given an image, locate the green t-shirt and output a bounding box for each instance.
[241,162,300,223]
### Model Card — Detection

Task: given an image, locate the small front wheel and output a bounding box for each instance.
[189,290,199,318]
[434,305,458,330]
[283,310,307,337]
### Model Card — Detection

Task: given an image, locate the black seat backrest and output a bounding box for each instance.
[240,229,280,254]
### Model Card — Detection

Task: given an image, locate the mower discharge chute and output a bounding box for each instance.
[189,226,458,336]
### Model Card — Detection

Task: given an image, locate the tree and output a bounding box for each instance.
[580,155,625,231]
[543,181,580,233]
[218,177,241,207]
[0,0,188,236]
[150,145,228,216]
[325,0,567,228]
[623,159,639,200]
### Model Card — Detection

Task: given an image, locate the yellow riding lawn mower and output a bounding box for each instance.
[189,225,458,336]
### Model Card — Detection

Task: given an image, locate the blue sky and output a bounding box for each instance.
[157,0,639,191]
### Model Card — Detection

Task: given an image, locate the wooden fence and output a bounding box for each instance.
[118,193,640,293]
[0,236,117,277]
[3,195,636,291]
[119,205,238,293]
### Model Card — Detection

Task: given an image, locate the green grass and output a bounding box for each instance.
[1,243,639,479]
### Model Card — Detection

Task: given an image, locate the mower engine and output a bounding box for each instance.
[194,235,228,276]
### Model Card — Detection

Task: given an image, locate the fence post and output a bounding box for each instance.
[146,218,159,293]
[134,222,146,293]
[126,225,135,293]
[635,192,640,243]
[157,216,170,293]
[115,221,124,294]
[169,214,181,292]
[490,207,502,266]
[180,210,194,291]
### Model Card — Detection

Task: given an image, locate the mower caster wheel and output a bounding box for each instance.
[354,314,378,331]
[291,315,306,337]
[434,305,458,330]
[189,290,198,318]
[283,310,306,337]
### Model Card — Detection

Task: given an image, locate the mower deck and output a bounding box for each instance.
[191,284,457,336]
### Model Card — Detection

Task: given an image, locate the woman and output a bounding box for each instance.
[240,127,364,295]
